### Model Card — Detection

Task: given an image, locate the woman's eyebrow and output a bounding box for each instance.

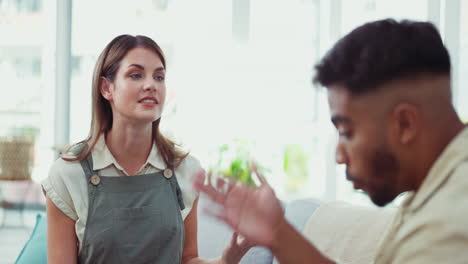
[127,64,165,72]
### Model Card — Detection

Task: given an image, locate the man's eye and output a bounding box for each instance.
[337,129,352,139]
[339,131,352,138]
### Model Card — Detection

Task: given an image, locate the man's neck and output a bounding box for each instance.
[413,116,465,191]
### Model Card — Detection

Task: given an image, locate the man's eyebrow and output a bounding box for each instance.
[331,115,352,126]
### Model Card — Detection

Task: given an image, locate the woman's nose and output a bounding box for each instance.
[143,79,157,92]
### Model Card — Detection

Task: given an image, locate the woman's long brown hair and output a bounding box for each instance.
[62,35,188,169]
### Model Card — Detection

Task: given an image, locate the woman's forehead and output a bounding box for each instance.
[121,48,164,68]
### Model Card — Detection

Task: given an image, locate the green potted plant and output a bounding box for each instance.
[210,139,268,187]
[283,144,310,193]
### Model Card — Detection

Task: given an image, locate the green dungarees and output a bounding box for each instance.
[77,154,185,264]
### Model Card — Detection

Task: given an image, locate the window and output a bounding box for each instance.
[457,0,468,121]
[0,0,55,183]
[0,0,460,204]
[68,0,466,206]
[341,0,428,36]
[69,0,321,200]
[0,0,42,13]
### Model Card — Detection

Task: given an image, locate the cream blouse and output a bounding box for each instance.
[41,135,201,251]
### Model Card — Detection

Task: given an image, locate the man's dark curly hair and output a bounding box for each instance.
[313,19,451,95]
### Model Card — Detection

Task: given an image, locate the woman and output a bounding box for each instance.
[42,34,252,263]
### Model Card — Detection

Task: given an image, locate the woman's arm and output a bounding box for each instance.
[182,197,200,263]
[46,197,78,264]
[183,197,223,264]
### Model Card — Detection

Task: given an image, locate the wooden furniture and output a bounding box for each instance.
[0,137,35,228]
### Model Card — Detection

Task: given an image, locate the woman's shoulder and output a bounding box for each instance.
[176,154,203,174]
[50,141,89,172]
[48,155,86,183]
[174,154,201,215]
[43,154,87,222]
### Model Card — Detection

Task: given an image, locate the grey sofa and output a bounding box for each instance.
[197,195,321,263]
[13,195,320,264]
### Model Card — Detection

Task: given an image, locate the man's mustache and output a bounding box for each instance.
[346,170,360,183]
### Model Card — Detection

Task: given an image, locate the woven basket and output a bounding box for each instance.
[0,137,34,181]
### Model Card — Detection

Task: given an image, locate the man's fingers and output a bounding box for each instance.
[207,170,213,186]
[202,206,225,220]
[193,170,206,190]
[227,179,236,193]
[193,169,229,205]
[217,177,226,192]
[239,237,254,250]
[231,232,239,246]
[197,182,226,205]
[251,162,268,186]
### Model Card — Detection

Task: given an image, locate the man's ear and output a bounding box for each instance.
[391,103,421,145]
[100,77,113,101]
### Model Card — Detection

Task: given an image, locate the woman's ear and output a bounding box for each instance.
[100,77,113,101]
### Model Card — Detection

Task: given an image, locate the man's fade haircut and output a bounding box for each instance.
[313,19,451,95]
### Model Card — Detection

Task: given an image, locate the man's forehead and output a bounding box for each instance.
[327,84,354,111]
[326,83,386,122]
[326,85,353,126]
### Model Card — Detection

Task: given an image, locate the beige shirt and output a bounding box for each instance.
[42,135,201,251]
[375,126,468,263]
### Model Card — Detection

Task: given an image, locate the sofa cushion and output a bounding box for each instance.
[272,198,321,264]
[15,214,47,264]
[302,201,396,264]
[283,198,321,232]
[197,194,274,263]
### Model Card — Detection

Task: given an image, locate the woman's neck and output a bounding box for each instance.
[105,121,153,175]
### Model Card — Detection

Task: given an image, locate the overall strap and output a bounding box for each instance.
[167,159,185,211]
[79,153,95,181]
[78,153,99,260]
[169,172,185,211]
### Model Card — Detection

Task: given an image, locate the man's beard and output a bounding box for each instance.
[347,147,400,207]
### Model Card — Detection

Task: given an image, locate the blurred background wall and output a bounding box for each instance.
[0,0,467,207]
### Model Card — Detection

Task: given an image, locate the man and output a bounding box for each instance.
[194,19,468,263]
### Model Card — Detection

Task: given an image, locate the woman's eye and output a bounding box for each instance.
[154,76,165,81]
[129,73,142,80]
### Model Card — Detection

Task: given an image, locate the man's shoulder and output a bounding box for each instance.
[437,160,468,201]
[450,159,468,184]
[414,160,468,226]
